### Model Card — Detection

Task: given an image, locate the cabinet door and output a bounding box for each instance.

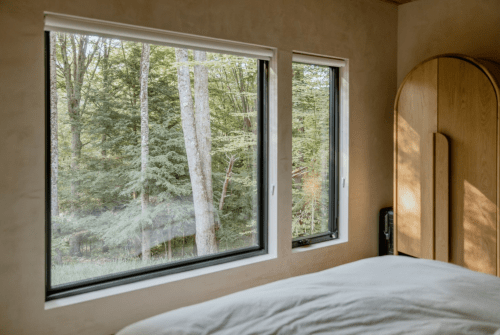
[396,59,438,259]
[438,57,498,275]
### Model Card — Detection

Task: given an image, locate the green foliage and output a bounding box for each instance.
[51,33,260,285]
[51,258,181,286]
[291,63,331,238]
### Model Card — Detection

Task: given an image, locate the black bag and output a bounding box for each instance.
[379,207,394,255]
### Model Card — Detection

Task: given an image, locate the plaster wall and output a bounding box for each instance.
[398,0,500,85]
[0,0,397,334]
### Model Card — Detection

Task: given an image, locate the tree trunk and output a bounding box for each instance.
[219,155,237,211]
[320,146,328,223]
[69,232,83,257]
[175,48,217,256]
[166,204,173,261]
[50,32,59,218]
[55,249,62,265]
[101,39,111,158]
[164,233,167,256]
[182,229,185,257]
[193,237,198,256]
[194,50,218,245]
[194,51,214,211]
[140,43,151,262]
[311,200,315,234]
[101,134,107,157]
[167,225,172,261]
[233,67,253,131]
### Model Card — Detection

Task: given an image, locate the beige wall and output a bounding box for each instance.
[0,0,397,334]
[398,0,500,86]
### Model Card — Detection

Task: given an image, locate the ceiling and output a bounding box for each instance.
[379,0,419,5]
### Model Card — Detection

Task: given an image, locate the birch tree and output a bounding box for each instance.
[100,39,111,157]
[194,50,217,229]
[140,43,151,261]
[50,32,59,218]
[175,48,217,256]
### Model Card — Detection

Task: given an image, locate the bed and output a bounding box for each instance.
[117,256,500,335]
[116,256,500,335]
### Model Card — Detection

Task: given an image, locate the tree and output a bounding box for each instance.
[50,32,59,218]
[219,155,237,211]
[291,63,330,237]
[100,38,111,158]
[194,50,215,230]
[140,43,151,261]
[58,33,101,211]
[175,48,217,256]
[208,55,259,243]
[50,37,264,284]
[50,32,64,265]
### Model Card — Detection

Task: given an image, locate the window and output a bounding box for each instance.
[45,14,269,300]
[291,54,342,248]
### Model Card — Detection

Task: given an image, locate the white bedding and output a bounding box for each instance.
[117,256,500,335]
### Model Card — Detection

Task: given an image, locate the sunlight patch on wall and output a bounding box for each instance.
[397,116,421,253]
[463,180,497,274]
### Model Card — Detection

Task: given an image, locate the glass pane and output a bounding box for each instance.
[291,62,330,239]
[49,32,259,286]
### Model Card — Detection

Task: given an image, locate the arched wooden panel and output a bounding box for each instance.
[394,54,500,276]
[395,59,437,259]
[438,57,498,275]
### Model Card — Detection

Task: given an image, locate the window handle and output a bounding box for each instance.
[296,238,311,247]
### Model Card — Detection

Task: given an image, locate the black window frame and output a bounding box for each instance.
[292,64,340,248]
[44,31,269,301]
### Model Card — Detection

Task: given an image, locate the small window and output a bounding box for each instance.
[45,21,269,300]
[291,56,340,248]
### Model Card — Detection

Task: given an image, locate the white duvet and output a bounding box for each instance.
[117,256,500,335]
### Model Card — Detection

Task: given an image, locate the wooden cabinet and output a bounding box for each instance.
[394,54,500,277]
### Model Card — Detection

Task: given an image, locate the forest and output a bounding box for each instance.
[292,63,331,238]
[49,32,330,286]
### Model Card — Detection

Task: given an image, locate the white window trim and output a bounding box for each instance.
[291,52,349,253]
[45,44,280,308]
[42,15,350,306]
[44,52,349,308]
[292,53,346,68]
[45,252,278,310]
[44,12,273,60]
[44,13,276,308]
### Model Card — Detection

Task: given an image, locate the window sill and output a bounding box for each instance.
[291,236,348,253]
[44,252,277,310]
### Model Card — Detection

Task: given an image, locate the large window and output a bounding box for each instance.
[45,21,268,300]
[291,56,340,248]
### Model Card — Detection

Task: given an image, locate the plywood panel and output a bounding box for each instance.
[379,0,418,5]
[475,58,500,277]
[434,132,449,262]
[396,59,437,258]
[438,57,497,275]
